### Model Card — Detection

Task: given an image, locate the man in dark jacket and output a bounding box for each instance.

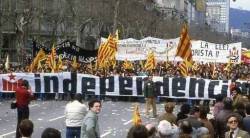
[143,76,157,117]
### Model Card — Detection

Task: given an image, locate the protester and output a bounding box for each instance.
[157,120,178,138]
[15,80,34,138]
[177,103,190,122]
[127,124,149,138]
[41,128,61,138]
[215,97,234,138]
[143,76,157,118]
[19,119,34,138]
[145,123,157,138]
[199,105,214,138]
[231,87,248,109]
[65,93,88,138]
[81,99,102,138]
[178,120,193,138]
[178,106,204,129]
[243,103,250,133]
[158,102,176,124]
[225,113,250,138]
[213,94,224,117]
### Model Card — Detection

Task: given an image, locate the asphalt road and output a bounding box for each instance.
[0,99,168,138]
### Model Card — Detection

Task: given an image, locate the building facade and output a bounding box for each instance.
[206,0,230,33]
[155,0,206,25]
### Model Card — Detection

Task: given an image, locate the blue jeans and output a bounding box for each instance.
[66,127,81,138]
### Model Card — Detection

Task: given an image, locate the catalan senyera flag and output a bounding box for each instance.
[123,59,133,70]
[109,55,117,69]
[224,59,232,72]
[132,105,142,126]
[178,60,188,77]
[176,23,193,66]
[211,62,217,78]
[97,34,118,68]
[57,55,63,70]
[72,56,79,69]
[46,45,57,72]
[144,51,156,71]
[30,49,46,72]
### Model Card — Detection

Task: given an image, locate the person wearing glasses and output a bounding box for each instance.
[225,113,250,138]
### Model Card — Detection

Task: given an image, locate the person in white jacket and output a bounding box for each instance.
[65,93,87,138]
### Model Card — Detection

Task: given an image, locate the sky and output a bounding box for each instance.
[230,0,250,11]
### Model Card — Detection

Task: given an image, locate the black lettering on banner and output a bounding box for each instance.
[34,74,41,93]
[221,80,229,97]
[44,76,59,93]
[235,81,248,95]
[241,82,248,95]
[63,73,77,93]
[81,77,96,95]
[189,78,205,98]
[119,76,133,95]
[155,81,162,96]
[172,77,186,97]
[99,76,115,95]
[136,77,143,95]
[208,81,219,98]
[163,77,170,96]
[155,77,170,96]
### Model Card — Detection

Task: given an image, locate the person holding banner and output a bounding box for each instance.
[15,80,34,138]
[143,76,157,118]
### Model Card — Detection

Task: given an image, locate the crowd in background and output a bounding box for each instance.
[1,57,250,82]
[1,56,250,138]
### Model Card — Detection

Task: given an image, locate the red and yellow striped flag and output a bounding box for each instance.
[178,61,188,77]
[72,56,79,69]
[132,105,142,126]
[29,49,46,72]
[46,44,57,72]
[123,59,133,70]
[144,51,156,71]
[176,23,193,66]
[57,55,63,71]
[97,33,118,68]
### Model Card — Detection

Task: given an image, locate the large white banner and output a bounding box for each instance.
[191,41,241,63]
[1,73,249,99]
[101,37,242,63]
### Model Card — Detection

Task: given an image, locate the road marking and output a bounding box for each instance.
[30,104,39,107]
[0,104,39,137]
[101,130,112,138]
[48,115,65,122]
[123,119,132,125]
[0,130,16,137]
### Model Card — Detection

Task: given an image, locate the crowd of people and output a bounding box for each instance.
[1,58,250,82]
[128,96,250,138]
[2,57,250,138]
[12,77,250,138]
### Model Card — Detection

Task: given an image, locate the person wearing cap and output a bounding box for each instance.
[143,76,157,118]
[15,80,34,138]
[225,113,250,138]
[65,93,87,138]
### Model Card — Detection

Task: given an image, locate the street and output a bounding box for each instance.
[0,100,168,138]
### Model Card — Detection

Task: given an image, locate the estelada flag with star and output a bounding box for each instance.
[1,73,23,92]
